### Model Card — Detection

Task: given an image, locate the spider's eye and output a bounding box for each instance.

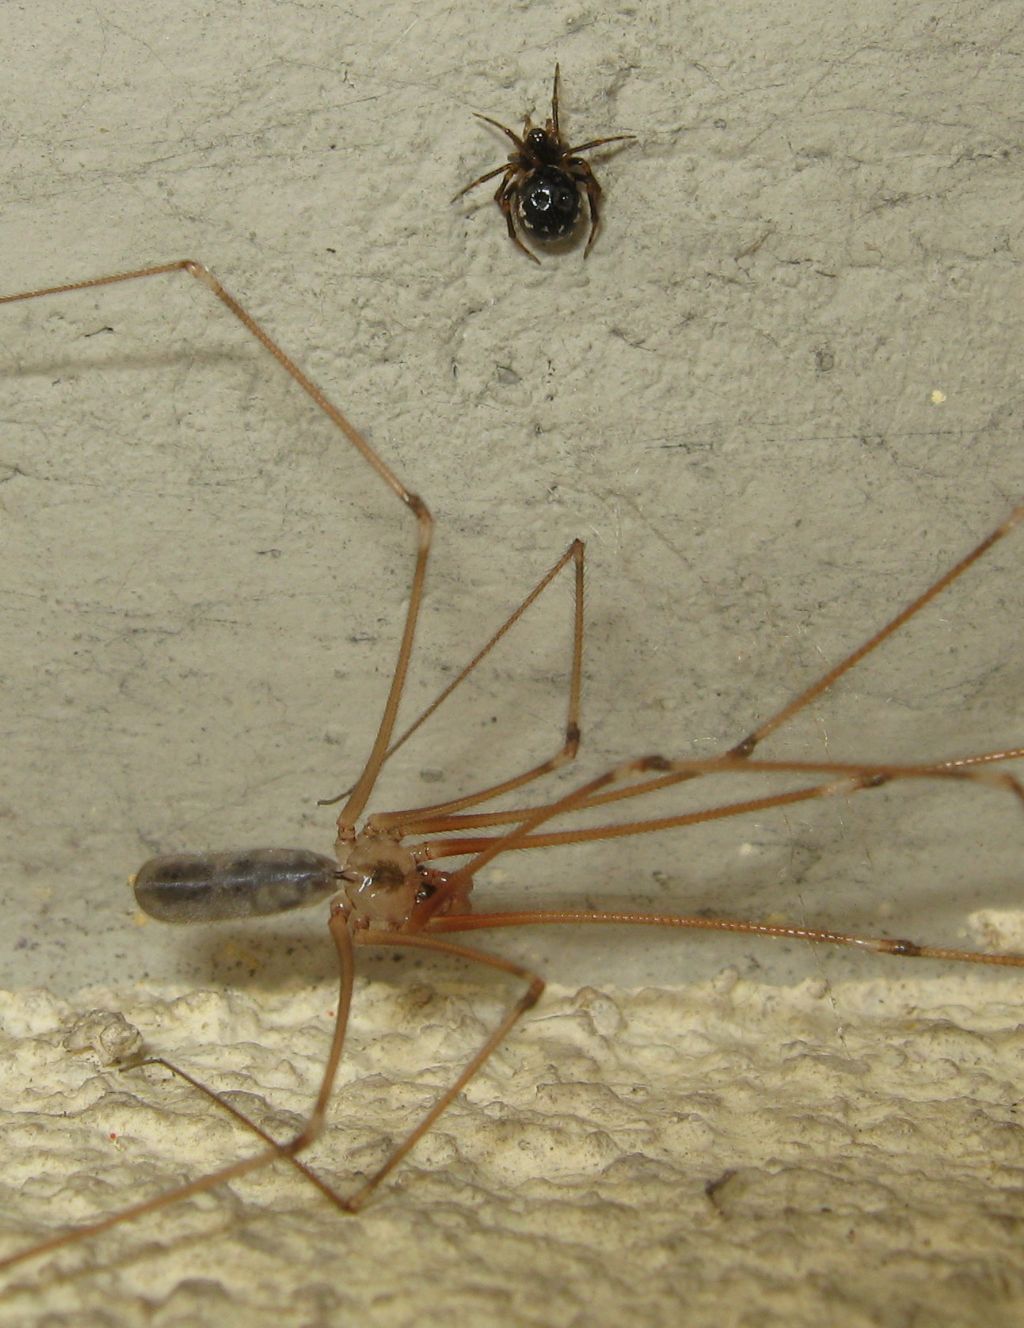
[526,128,548,151]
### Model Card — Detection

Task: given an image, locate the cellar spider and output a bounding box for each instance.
[1,259,1023,1276]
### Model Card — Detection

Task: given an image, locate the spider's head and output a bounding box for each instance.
[525,126,560,163]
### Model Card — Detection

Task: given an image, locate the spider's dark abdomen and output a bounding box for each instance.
[519,166,581,239]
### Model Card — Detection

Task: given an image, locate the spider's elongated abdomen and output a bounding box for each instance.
[518,166,581,239]
[133,848,339,923]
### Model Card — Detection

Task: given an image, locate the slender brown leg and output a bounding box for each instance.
[413,754,1024,870]
[403,504,1024,913]
[416,500,1024,849]
[729,501,1024,759]
[451,162,512,202]
[364,539,585,828]
[427,904,1024,970]
[1,262,417,521]
[124,1056,350,1206]
[0,261,431,837]
[565,134,637,155]
[342,930,544,1209]
[341,498,1021,849]
[472,112,526,150]
[551,62,562,139]
[0,899,359,1274]
[568,160,604,257]
[496,176,540,263]
[542,742,1024,820]
[0,912,545,1271]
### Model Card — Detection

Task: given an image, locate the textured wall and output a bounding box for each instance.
[1,0,1022,1321]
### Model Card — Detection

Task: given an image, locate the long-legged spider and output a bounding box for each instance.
[1,260,1023,1275]
[453,64,636,261]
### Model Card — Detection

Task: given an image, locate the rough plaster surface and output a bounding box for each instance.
[1,0,1022,1323]
[1,972,1023,1327]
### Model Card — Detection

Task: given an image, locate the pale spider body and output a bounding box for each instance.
[1,259,1022,1280]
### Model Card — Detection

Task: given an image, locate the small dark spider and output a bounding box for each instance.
[453,64,636,263]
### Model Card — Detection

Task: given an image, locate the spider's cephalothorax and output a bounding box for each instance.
[453,64,635,263]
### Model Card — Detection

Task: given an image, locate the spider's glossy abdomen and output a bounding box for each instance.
[519,166,581,239]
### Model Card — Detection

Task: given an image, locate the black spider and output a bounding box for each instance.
[453,64,635,263]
